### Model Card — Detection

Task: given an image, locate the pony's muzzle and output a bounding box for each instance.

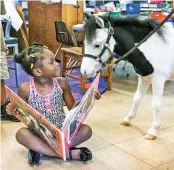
[81,69,97,78]
[82,70,87,77]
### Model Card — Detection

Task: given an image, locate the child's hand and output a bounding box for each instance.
[6,103,17,116]
[94,91,101,100]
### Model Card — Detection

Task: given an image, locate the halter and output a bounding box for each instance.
[83,21,114,65]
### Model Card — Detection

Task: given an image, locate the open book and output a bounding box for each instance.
[5,74,100,161]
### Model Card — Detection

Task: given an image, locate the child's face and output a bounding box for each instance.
[37,49,59,78]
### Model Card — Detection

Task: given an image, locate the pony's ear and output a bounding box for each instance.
[94,15,105,28]
[84,13,92,20]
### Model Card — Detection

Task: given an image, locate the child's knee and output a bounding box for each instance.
[88,126,92,139]
[82,124,92,139]
[16,127,29,142]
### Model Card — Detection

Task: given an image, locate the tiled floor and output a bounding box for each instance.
[1,63,174,170]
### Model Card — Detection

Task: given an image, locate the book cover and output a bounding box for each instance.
[5,73,100,160]
[5,86,66,161]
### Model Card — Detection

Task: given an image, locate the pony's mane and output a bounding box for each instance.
[84,15,166,42]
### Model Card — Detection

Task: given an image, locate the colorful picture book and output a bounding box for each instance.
[5,74,100,161]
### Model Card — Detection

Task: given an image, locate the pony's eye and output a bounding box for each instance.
[95,44,100,48]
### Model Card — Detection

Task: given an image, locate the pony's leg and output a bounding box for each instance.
[145,76,166,140]
[121,76,150,126]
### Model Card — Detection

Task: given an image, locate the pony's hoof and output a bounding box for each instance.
[144,134,156,140]
[120,121,130,126]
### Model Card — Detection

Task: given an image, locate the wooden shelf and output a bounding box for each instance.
[28,1,83,57]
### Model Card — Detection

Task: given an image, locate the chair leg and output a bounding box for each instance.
[14,63,20,87]
[107,64,113,91]
[126,67,133,77]
[55,43,63,59]
[14,44,19,54]
[14,44,20,87]
[80,75,86,94]
[60,51,68,77]
[123,61,127,70]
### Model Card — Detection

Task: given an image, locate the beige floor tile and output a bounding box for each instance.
[1,143,50,170]
[119,110,152,133]
[100,90,133,103]
[38,164,80,170]
[158,105,174,117]
[92,119,144,144]
[1,143,79,170]
[168,104,174,109]
[121,94,173,114]
[1,121,23,136]
[140,95,174,112]
[1,134,18,148]
[128,106,174,134]
[94,100,131,119]
[73,145,152,170]
[84,106,115,126]
[96,93,173,122]
[37,159,81,170]
[112,69,138,96]
[1,121,23,148]
[155,160,174,170]
[159,126,174,144]
[116,137,174,168]
[78,135,112,151]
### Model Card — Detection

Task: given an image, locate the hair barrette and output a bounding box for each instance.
[30,54,35,58]
[43,45,48,49]
[30,63,33,69]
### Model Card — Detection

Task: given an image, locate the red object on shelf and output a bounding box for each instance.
[150,0,163,4]
[151,12,174,22]
[92,11,98,14]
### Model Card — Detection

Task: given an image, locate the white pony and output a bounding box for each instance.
[80,14,174,140]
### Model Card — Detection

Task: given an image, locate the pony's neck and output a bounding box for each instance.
[113,36,154,77]
[108,15,165,43]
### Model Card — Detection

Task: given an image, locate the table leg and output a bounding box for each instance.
[80,75,86,94]
[107,63,113,91]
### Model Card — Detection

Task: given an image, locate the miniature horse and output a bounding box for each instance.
[80,14,174,140]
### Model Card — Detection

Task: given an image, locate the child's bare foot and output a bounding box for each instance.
[69,147,92,161]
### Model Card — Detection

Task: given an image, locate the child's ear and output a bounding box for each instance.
[32,68,42,77]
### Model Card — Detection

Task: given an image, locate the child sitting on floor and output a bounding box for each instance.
[6,43,101,165]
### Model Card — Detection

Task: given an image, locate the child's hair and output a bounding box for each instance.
[14,43,48,76]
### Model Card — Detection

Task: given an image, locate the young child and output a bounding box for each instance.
[6,43,101,165]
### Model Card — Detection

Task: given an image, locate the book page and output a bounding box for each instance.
[5,86,66,161]
[62,74,100,150]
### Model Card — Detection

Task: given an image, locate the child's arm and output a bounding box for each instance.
[6,81,30,116]
[57,78,101,110]
[58,78,76,111]
[18,81,30,102]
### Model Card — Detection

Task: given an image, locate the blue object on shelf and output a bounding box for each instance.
[168,18,174,22]
[126,3,140,15]
[16,0,22,6]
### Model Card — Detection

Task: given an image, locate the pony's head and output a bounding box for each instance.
[81,14,116,78]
